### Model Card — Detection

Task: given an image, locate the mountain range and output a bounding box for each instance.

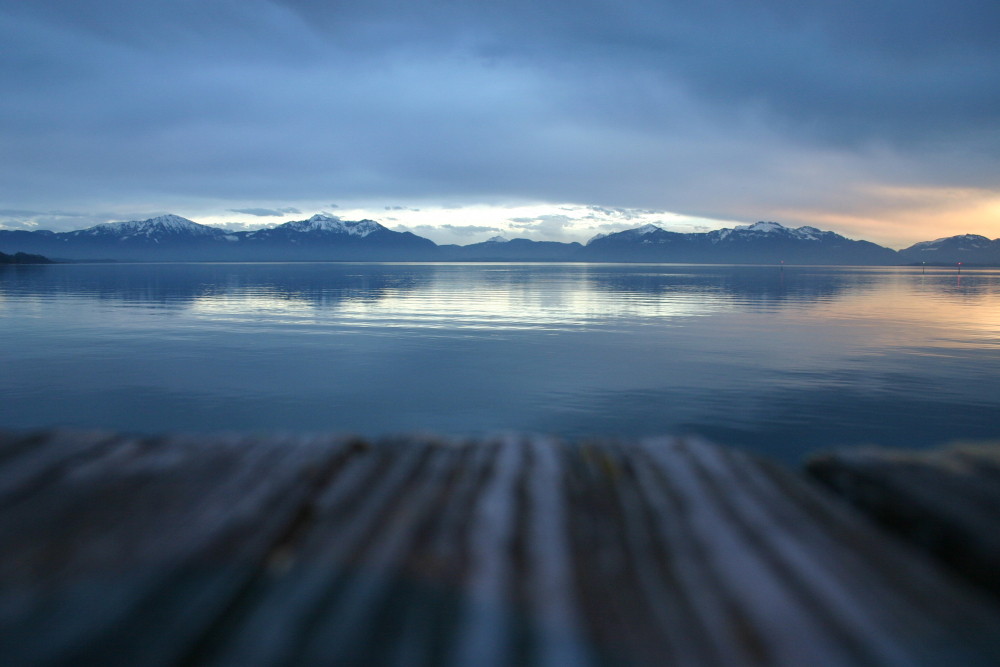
[895,234,1000,265]
[1,214,998,265]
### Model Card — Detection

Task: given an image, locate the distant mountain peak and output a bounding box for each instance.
[910,233,991,248]
[735,221,786,233]
[634,223,663,235]
[577,218,900,264]
[84,214,220,238]
[147,214,196,225]
[583,224,684,250]
[101,214,200,229]
[585,224,672,246]
[485,235,510,243]
[711,221,828,243]
[900,234,999,264]
[282,216,386,237]
[306,213,343,223]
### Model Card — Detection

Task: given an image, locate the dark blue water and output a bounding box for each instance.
[2,262,999,462]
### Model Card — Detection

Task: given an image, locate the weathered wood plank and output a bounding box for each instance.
[0,431,360,666]
[195,436,1000,666]
[2,431,1000,666]
[807,443,1000,599]
[673,440,1000,663]
[0,430,124,509]
[568,438,1000,665]
[196,438,498,666]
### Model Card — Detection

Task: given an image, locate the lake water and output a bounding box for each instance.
[2,262,999,462]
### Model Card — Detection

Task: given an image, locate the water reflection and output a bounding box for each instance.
[583,264,883,311]
[3,263,997,322]
[2,262,999,461]
[0,263,430,310]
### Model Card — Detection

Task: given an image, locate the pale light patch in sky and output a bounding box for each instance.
[774,186,1000,249]
[11,192,993,251]
[196,214,285,232]
[200,202,739,246]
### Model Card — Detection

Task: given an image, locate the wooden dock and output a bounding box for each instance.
[1,430,999,666]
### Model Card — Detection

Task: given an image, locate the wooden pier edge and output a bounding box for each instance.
[0,429,999,666]
[807,442,1000,600]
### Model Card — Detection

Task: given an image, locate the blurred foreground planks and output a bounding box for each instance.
[1,431,999,666]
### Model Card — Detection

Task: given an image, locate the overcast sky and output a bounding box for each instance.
[1,0,998,247]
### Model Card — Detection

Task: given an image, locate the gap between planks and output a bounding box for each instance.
[1,431,999,666]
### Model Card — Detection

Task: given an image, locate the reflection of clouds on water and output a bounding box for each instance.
[3,264,1000,336]
[1,264,998,337]
[328,267,734,331]
[2,263,1000,452]
[0,263,430,310]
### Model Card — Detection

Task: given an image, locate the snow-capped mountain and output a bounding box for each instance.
[582,221,900,264]
[238,214,437,260]
[3,213,995,265]
[68,214,227,240]
[583,224,670,246]
[906,234,992,251]
[708,221,823,242]
[267,214,385,238]
[27,214,237,260]
[899,234,1000,265]
[619,223,664,238]
[0,213,437,261]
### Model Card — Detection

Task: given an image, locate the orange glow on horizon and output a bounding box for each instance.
[776,186,1000,249]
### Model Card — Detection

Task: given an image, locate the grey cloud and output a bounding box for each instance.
[394,223,505,244]
[215,221,275,231]
[423,224,504,236]
[0,209,144,232]
[229,207,301,216]
[507,215,578,240]
[585,206,666,221]
[264,0,1000,150]
[0,209,54,218]
[0,208,93,219]
[0,1,997,240]
[442,224,502,235]
[595,222,641,231]
[592,221,662,235]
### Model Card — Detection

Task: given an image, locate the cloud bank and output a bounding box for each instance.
[228,207,302,217]
[1,1,998,244]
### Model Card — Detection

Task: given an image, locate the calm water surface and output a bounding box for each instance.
[2,262,999,462]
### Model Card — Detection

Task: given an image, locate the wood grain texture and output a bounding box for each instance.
[1,430,999,666]
[0,431,360,666]
[808,442,1000,599]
